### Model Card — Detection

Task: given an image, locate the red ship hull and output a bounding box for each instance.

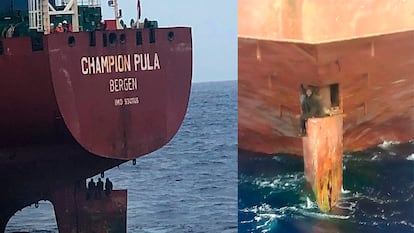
[0,139,124,231]
[238,0,414,155]
[1,27,192,159]
[0,27,192,230]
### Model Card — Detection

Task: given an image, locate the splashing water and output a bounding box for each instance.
[239,143,414,233]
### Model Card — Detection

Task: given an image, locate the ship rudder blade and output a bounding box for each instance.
[302,115,344,212]
[51,184,127,233]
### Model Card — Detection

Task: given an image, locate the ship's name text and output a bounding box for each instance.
[81,53,160,75]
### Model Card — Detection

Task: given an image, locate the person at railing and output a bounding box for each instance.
[55,23,64,32]
[96,20,106,31]
[5,24,15,38]
[130,19,136,29]
[62,20,72,32]
[50,23,55,33]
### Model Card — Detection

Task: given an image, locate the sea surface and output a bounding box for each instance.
[239,141,414,233]
[6,81,238,233]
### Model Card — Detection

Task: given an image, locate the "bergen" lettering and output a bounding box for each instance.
[109,78,138,93]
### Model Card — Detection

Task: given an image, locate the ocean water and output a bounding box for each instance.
[239,141,414,233]
[6,80,238,233]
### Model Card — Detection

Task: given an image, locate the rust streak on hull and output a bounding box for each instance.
[52,187,127,233]
[239,30,414,155]
[303,116,343,212]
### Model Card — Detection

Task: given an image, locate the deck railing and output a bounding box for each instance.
[78,0,101,7]
[54,0,101,7]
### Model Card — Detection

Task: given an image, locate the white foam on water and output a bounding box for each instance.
[406,154,414,160]
[371,213,388,221]
[354,192,364,198]
[244,203,273,214]
[399,220,414,227]
[341,186,351,194]
[240,220,254,224]
[255,213,279,233]
[378,140,400,149]
[294,198,352,220]
[259,204,273,212]
[271,156,283,161]
[300,210,351,220]
[253,173,304,191]
[336,200,357,212]
[306,197,313,209]
[300,196,317,210]
[254,178,281,189]
[371,154,380,160]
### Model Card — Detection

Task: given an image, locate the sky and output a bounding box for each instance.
[101,0,237,83]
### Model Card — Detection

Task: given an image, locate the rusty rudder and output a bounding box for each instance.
[302,115,343,212]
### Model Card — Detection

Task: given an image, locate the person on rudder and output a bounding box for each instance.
[299,86,324,136]
[96,178,104,199]
[87,178,96,200]
[105,178,113,197]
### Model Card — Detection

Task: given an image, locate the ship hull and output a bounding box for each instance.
[0,135,123,231]
[0,27,192,229]
[0,27,192,159]
[238,0,414,155]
